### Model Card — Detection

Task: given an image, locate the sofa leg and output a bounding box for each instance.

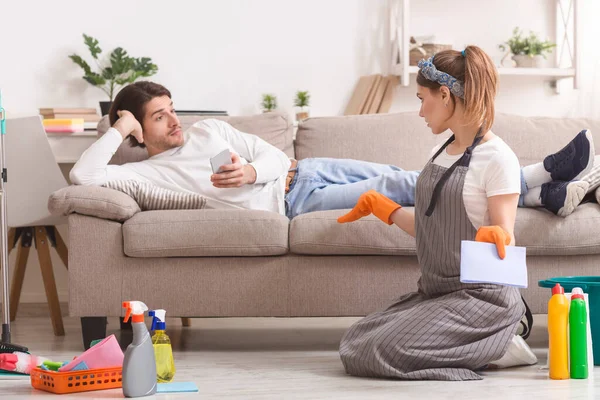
[81,317,107,350]
[120,317,132,331]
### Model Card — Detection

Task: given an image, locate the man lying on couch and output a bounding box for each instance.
[70,81,594,218]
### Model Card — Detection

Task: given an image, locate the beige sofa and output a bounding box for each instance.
[50,111,600,347]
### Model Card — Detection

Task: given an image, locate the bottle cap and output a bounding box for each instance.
[149,309,167,331]
[552,283,564,295]
[572,287,585,300]
[122,301,148,323]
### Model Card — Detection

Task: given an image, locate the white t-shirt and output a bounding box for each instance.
[429,135,521,229]
[69,119,291,214]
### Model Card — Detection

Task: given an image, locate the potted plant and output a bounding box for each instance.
[69,34,158,115]
[499,27,556,68]
[294,90,310,122]
[261,94,278,113]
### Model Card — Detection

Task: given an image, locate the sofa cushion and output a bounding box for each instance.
[98,111,294,165]
[48,185,141,222]
[294,112,600,172]
[104,180,206,211]
[294,113,444,170]
[514,202,600,256]
[492,113,600,167]
[123,209,289,257]
[290,203,600,256]
[290,209,417,255]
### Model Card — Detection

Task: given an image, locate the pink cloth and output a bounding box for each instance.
[58,334,124,372]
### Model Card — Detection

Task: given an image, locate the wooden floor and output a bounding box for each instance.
[0,314,598,399]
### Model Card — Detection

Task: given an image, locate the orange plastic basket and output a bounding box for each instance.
[30,366,122,394]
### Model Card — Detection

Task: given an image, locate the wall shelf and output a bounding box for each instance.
[389,0,580,93]
[394,65,576,80]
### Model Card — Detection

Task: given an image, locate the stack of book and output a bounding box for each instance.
[39,107,101,131]
[42,119,85,133]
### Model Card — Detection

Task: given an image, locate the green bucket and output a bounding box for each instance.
[539,276,600,366]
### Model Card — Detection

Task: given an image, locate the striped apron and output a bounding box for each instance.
[339,134,525,381]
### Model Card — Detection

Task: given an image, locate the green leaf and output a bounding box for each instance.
[261,94,277,111]
[83,34,102,59]
[69,33,160,100]
[110,47,134,75]
[68,55,93,75]
[83,72,106,87]
[294,91,310,108]
[101,67,115,80]
[115,76,134,85]
[501,26,555,57]
[133,57,158,77]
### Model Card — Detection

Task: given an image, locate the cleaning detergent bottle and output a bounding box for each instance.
[122,301,157,397]
[569,287,588,379]
[548,283,569,380]
[149,309,175,382]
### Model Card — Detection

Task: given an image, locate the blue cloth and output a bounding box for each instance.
[284,157,419,219]
[157,382,199,393]
[70,361,88,371]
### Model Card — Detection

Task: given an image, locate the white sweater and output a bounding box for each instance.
[70,119,292,214]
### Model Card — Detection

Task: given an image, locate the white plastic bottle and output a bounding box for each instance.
[121,301,157,398]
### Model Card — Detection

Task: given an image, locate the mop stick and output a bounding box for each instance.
[0,89,28,352]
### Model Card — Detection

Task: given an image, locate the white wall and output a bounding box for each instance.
[2,0,390,119]
[1,0,598,122]
[0,0,598,303]
[390,0,600,118]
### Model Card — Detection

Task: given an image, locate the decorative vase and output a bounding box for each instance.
[295,108,310,122]
[512,55,544,68]
[99,101,112,116]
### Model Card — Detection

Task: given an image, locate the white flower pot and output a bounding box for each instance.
[512,54,544,68]
[295,108,310,122]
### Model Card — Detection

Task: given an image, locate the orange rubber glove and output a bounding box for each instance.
[475,225,512,260]
[337,190,402,225]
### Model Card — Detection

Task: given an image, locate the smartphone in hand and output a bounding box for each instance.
[210,149,233,174]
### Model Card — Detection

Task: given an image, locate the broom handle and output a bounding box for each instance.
[0,89,10,343]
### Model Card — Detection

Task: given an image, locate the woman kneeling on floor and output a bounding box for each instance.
[337,46,538,381]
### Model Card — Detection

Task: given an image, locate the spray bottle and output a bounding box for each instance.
[548,283,569,380]
[122,301,157,397]
[569,287,588,379]
[149,309,175,382]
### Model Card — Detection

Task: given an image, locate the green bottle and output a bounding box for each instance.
[569,287,588,379]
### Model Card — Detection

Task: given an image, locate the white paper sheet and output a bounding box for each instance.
[460,240,528,288]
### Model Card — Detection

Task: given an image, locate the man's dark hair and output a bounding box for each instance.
[108,81,171,148]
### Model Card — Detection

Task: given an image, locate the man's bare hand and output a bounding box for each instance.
[113,110,143,143]
[211,152,257,188]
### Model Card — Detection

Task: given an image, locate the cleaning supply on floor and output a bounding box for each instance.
[58,334,123,372]
[0,351,48,374]
[0,342,28,354]
[569,287,588,379]
[538,276,600,366]
[157,382,199,393]
[149,309,176,383]
[122,301,157,398]
[548,283,570,380]
[42,361,64,371]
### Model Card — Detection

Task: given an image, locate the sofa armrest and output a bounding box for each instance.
[48,185,141,222]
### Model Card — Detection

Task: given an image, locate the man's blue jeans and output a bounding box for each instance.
[284,158,419,219]
[284,157,530,219]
